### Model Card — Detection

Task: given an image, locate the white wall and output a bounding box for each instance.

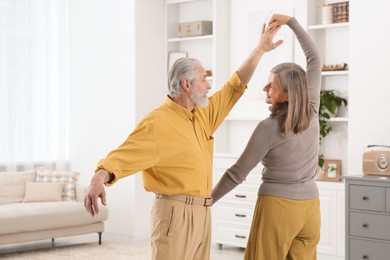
[68,0,165,240]
[68,0,136,236]
[223,0,307,153]
[228,0,307,74]
[348,0,390,174]
[132,0,166,239]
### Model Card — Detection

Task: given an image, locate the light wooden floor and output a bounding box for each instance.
[0,233,341,259]
[0,233,245,260]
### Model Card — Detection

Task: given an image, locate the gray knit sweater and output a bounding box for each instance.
[212,18,321,203]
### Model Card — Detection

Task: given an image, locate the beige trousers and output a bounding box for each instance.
[244,195,321,260]
[151,197,211,260]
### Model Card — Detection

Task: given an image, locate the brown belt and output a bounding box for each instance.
[156,194,213,207]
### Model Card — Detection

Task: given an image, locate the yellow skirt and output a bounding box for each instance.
[244,195,320,260]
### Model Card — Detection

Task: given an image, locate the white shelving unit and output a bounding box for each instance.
[307,0,350,178]
[167,35,213,42]
[165,0,230,94]
[212,1,348,256]
[163,1,348,257]
[308,21,349,30]
[165,0,214,93]
[321,70,349,76]
[317,180,345,258]
[308,1,349,259]
[213,155,262,249]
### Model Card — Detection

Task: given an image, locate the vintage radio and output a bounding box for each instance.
[362,145,390,176]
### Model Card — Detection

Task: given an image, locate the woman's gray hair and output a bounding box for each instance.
[270,62,313,135]
[167,57,202,99]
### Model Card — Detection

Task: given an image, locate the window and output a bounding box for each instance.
[0,0,69,170]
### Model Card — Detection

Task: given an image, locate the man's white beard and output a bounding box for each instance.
[190,90,209,108]
[192,96,208,108]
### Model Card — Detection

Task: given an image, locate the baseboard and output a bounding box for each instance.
[103,231,149,241]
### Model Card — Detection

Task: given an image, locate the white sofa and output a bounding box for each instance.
[0,169,109,245]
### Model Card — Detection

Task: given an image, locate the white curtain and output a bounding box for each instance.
[0,0,69,171]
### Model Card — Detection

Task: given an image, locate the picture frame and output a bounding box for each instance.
[315,165,325,181]
[324,160,341,182]
[168,51,188,71]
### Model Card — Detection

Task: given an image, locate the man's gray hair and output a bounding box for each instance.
[167,57,202,99]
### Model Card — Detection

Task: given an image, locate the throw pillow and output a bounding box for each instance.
[0,170,36,205]
[23,182,63,202]
[36,168,80,201]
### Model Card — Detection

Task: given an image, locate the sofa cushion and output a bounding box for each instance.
[23,182,63,202]
[0,201,109,235]
[0,170,36,205]
[36,168,80,201]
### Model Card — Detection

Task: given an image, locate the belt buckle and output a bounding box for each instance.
[204,197,213,207]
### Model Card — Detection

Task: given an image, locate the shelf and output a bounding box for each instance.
[167,35,213,43]
[223,116,347,122]
[321,70,349,76]
[224,116,347,123]
[166,0,204,4]
[308,22,349,30]
[327,117,348,122]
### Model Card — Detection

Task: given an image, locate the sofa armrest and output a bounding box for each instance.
[76,185,88,202]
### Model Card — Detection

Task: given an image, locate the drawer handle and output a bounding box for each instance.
[235,235,246,239]
[235,194,246,198]
[362,196,369,201]
[362,223,369,228]
[235,213,247,218]
[362,255,369,259]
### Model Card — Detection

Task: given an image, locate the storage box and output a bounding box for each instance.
[321,4,333,24]
[332,1,349,23]
[176,21,212,37]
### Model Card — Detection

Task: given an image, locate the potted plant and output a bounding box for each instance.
[318,89,348,168]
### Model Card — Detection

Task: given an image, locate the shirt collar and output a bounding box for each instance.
[164,96,194,121]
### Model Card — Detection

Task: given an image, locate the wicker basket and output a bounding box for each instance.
[332,1,349,23]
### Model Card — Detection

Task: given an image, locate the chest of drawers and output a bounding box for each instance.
[212,155,262,248]
[345,175,390,260]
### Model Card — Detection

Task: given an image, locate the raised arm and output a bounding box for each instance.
[204,23,284,136]
[236,23,283,85]
[269,14,321,113]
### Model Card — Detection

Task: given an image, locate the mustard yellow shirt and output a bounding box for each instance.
[96,72,246,197]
